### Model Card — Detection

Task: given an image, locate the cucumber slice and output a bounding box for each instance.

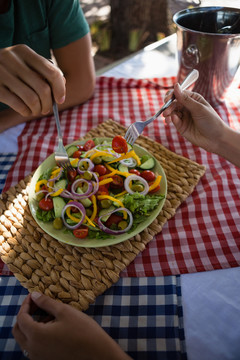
[113,196,124,207]
[98,205,116,222]
[101,155,116,162]
[53,197,66,218]
[55,179,67,190]
[66,145,78,157]
[139,156,155,169]
[118,164,129,173]
[76,187,92,207]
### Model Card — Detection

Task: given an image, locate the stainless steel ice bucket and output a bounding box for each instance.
[173,7,240,106]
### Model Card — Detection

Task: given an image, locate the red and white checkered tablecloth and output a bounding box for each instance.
[2,76,240,277]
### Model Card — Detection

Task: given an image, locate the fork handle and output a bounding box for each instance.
[145,69,199,124]
[53,101,63,140]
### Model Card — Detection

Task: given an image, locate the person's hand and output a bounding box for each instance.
[12,292,132,360]
[162,83,228,154]
[0,45,66,117]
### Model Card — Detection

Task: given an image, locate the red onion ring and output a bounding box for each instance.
[124,174,149,195]
[60,190,73,199]
[61,201,86,230]
[45,191,54,200]
[120,158,137,167]
[77,158,94,174]
[71,179,93,199]
[35,189,48,197]
[98,207,133,234]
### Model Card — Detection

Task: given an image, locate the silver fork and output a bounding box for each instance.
[124,69,199,146]
[53,101,73,171]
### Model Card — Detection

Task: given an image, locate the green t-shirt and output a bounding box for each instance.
[0,0,89,110]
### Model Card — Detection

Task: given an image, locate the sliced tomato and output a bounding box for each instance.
[83,139,95,151]
[112,135,128,154]
[140,170,156,182]
[97,185,109,195]
[94,164,107,176]
[110,174,124,189]
[67,169,77,182]
[73,226,89,239]
[39,198,53,211]
[105,214,123,228]
[129,168,141,176]
[72,150,82,158]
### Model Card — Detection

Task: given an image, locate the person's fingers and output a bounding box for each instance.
[23,51,66,105]
[1,45,65,111]
[30,292,66,320]
[164,88,174,102]
[16,294,39,336]
[174,83,209,109]
[171,113,184,133]
[12,322,28,351]
[0,85,31,116]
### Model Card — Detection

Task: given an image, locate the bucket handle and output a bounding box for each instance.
[182,44,200,69]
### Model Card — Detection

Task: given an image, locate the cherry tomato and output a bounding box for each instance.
[148,182,161,194]
[105,214,123,228]
[110,174,124,189]
[112,135,128,154]
[67,169,77,182]
[83,139,95,151]
[129,169,141,176]
[73,226,89,239]
[78,145,84,151]
[140,170,156,182]
[72,150,82,158]
[97,185,109,195]
[94,164,107,176]
[39,198,54,211]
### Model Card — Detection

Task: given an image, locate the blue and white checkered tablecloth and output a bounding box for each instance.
[0,276,186,360]
[0,154,16,192]
[0,155,187,360]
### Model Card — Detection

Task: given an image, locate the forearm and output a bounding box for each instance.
[215,127,240,167]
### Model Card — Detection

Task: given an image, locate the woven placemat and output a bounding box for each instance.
[0,119,205,311]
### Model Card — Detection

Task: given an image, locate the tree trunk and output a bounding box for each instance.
[109,0,173,57]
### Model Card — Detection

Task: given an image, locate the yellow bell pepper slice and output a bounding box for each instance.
[114,190,127,197]
[89,195,97,225]
[51,168,61,177]
[90,151,114,161]
[84,214,95,227]
[70,158,78,167]
[99,178,113,186]
[100,168,118,179]
[97,195,127,219]
[108,150,141,166]
[50,188,64,197]
[105,164,131,178]
[148,175,162,192]
[35,179,48,193]
[66,207,83,223]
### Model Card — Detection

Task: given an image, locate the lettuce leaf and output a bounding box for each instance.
[36,208,55,222]
[123,193,164,218]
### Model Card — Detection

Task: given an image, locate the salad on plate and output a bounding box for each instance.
[29,136,167,247]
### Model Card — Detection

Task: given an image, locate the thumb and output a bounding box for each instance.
[30,291,64,319]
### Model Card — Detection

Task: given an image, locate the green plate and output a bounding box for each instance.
[28,138,167,248]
